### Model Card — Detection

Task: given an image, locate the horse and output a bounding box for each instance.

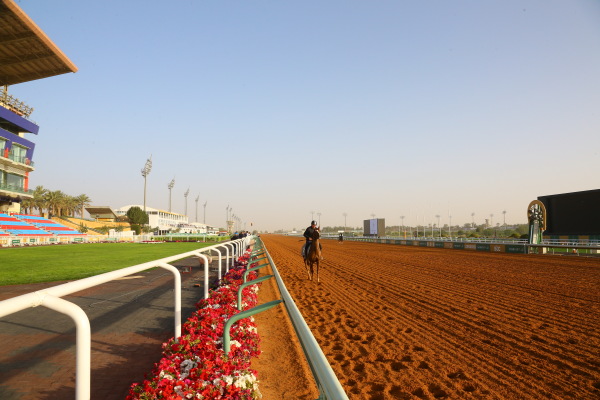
[303,227,322,282]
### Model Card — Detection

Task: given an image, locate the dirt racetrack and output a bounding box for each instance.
[259,234,600,400]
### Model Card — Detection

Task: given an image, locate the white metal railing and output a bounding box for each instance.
[0,234,235,247]
[260,240,349,400]
[0,237,251,400]
[320,234,528,244]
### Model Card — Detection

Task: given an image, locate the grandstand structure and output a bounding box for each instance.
[0,0,77,214]
[0,213,82,237]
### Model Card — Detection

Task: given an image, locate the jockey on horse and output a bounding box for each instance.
[302,220,323,281]
[303,220,322,259]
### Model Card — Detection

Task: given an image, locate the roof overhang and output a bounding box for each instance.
[85,207,117,220]
[0,0,77,86]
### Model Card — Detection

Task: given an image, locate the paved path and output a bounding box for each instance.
[0,256,225,400]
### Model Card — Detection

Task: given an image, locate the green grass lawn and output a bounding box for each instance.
[0,242,216,286]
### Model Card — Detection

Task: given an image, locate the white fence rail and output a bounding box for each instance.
[0,237,251,400]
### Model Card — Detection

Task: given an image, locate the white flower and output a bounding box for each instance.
[174,385,184,397]
[159,370,174,380]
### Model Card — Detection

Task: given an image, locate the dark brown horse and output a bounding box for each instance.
[303,227,322,282]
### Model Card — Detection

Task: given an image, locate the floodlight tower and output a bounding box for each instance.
[168,178,175,212]
[141,156,152,213]
[203,201,207,224]
[184,188,190,216]
[343,212,347,232]
[400,215,405,238]
[195,195,199,222]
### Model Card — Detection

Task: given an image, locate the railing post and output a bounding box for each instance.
[209,248,222,281]
[237,275,274,310]
[222,300,282,354]
[192,252,211,299]
[156,262,182,340]
[232,240,240,262]
[41,295,91,400]
[243,264,269,283]
[222,243,234,268]
[212,244,230,279]
[248,256,267,265]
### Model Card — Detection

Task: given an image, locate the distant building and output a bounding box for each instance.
[114,205,216,235]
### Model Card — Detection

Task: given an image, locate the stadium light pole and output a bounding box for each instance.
[226,206,229,233]
[436,214,440,237]
[195,195,199,222]
[168,178,175,213]
[203,201,207,224]
[471,212,475,228]
[317,212,321,227]
[141,156,152,213]
[343,212,347,232]
[184,188,190,217]
[400,215,405,238]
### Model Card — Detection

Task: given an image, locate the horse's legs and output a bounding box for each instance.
[304,259,312,280]
[316,259,320,283]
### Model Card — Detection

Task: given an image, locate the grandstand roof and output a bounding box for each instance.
[0,0,77,86]
[85,206,117,220]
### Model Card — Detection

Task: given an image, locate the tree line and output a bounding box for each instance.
[19,185,92,219]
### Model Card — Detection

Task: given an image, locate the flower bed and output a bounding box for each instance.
[127,251,264,399]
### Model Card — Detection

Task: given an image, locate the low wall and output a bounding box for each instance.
[341,237,600,256]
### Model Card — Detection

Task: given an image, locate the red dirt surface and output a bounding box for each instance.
[259,234,600,400]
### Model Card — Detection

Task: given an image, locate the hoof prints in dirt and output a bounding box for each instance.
[262,235,600,400]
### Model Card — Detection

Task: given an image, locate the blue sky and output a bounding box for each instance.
[11,0,600,232]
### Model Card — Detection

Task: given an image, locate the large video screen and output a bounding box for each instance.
[363,218,385,236]
[538,189,600,235]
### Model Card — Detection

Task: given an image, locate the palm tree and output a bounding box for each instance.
[31,186,48,216]
[63,195,78,217]
[20,197,33,214]
[75,194,92,219]
[44,190,65,217]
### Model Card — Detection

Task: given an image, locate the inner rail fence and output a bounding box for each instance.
[254,236,349,400]
[0,237,250,400]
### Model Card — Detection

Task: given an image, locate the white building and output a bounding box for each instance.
[114,205,215,235]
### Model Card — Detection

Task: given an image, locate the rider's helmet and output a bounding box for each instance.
[311,220,317,226]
